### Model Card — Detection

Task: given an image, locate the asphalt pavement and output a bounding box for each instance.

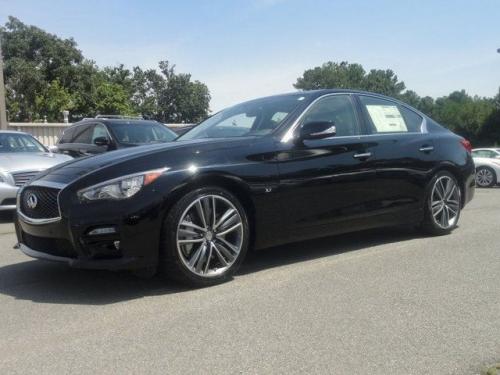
[1,188,499,374]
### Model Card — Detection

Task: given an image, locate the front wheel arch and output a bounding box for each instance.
[158,173,257,253]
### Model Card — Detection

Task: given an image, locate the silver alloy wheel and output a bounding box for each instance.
[176,194,244,277]
[430,175,461,229]
[476,168,494,187]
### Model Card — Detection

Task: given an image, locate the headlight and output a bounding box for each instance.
[77,168,168,201]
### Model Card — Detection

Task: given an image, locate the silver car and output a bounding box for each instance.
[0,131,72,210]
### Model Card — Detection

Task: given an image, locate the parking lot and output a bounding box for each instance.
[0,188,498,374]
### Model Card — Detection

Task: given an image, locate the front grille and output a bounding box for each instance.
[22,232,76,258]
[12,171,41,187]
[20,186,60,219]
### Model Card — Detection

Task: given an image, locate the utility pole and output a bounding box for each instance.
[0,35,7,129]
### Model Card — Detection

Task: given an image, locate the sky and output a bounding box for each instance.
[1,0,499,111]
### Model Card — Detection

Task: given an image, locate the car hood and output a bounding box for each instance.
[34,137,257,185]
[0,152,72,173]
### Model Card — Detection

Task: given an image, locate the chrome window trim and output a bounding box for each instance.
[281,92,427,143]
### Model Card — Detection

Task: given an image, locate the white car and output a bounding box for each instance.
[472,148,500,187]
[0,131,72,210]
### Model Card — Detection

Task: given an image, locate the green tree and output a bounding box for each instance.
[1,16,83,121]
[1,17,211,123]
[294,61,366,91]
[130,61,210,123]
[294,61,406,96]
[35,80,73,122]
[432,90,496,144]
[93,81,133,116]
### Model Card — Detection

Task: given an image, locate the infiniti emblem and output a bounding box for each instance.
[26,193,38,209]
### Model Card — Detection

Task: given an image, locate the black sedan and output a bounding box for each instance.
[15,90,475,286]
[54,118,177,157]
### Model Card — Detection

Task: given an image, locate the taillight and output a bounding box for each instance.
[460,139,472,153]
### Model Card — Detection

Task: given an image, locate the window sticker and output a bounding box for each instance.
[366,105,407,132]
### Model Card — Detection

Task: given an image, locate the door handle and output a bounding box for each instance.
[353,152,372,159]
[419,145,434,152]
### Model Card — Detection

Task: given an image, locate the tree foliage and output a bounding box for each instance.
[296,61,500,146]
[1,16,210,123]
[295,61,405,97]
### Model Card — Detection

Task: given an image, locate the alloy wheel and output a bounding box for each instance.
[176,194,244,277]
[430,176,461,229]
[476,168,494,187]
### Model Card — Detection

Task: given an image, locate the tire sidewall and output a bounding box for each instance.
[161,186,250,286]
[424,171,461,235]
[476,166,496,188]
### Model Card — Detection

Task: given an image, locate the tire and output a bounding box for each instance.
[421,171,461,236]
[159,187,250,287]
[475,166,496,188]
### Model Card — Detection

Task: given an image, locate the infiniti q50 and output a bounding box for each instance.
[15,90,475,286]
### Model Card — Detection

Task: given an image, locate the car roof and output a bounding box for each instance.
[67,118,163,128]
[232,89,422,111]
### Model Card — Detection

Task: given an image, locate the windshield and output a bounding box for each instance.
[108,121,177,145]
[178,94,308,140]
[0,133,47,153]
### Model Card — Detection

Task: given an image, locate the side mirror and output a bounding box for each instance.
[495,155,500,160]
[297,121,336,142]
[94,137,110,147]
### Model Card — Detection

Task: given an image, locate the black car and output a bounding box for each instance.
[54,117,177,157]
[15,90,475,287]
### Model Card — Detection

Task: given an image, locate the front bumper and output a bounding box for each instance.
[19,242,141,270]
[0,183,18,210]
[15,194,164,271]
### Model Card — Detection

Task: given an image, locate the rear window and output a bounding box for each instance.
[108,121,177,145]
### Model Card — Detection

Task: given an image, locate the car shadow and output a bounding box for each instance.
[240,226,420,275]
[0,227,422,306]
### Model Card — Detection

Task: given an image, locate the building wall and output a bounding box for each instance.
[8,123,68,146]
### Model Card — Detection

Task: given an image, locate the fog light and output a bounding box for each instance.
[88,227,117,236]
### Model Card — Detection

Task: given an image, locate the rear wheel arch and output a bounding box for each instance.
[430,164,466,208]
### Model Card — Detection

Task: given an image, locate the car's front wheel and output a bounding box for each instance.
[475,166,496,188]
[159,187,250,287]
[422,171,461,235]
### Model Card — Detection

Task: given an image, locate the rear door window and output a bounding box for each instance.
[359,96,423,134]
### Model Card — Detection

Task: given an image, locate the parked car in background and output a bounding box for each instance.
[166,123,196,136]
[53,117,178,157]
[0,131,72,210]
[471,148,500,187]
[15,90,475,287]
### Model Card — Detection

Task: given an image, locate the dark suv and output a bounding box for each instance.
[55,117,177,157]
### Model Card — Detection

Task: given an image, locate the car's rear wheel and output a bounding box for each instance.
[422,171,461,235]
[159,187,250,287]
[475,166,496,188]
